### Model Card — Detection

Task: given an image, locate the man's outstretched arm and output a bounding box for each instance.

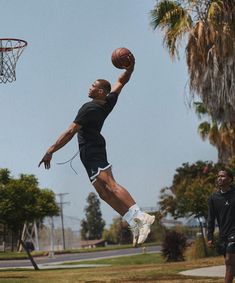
[38,122,81,169]
[111,54,135,95]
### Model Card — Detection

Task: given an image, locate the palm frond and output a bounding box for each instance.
[150,1,180,30]
[150,0,192,58]
[198,121,210,141]
[219,122,233,148]
[208,0,223,22]
[208,122,220,145]
[193,102,208,118]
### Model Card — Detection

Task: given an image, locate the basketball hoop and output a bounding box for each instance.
[0,38,27,83]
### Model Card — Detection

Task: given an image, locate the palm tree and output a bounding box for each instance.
[195,102,235,163]
[150,0,235,122]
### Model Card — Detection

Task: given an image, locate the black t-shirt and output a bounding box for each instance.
[73,92,118,146]
[207,186,235,241]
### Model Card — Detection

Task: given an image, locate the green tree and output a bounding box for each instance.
[150,0,235,122]
[80,192,105,240]
[0,168,11,185]
[159,161,221,256]
[0,170,59,241]
[0,169,59,270]
[159,161,218,219]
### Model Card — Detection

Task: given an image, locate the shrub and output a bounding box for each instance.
[187,237,206,259]
[187,232,220,259]
[161,230,187,262]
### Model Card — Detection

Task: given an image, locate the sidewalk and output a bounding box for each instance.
[180,265,225,278]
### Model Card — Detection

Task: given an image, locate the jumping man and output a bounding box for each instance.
[38,55,155,246]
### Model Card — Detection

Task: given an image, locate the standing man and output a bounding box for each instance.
[208,168,235,283]
[39,55,155,246]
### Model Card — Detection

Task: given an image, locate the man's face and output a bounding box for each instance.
[88,81,104,99]
[217,170,232,189]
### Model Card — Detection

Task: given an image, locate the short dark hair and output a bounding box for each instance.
[97,79,111,95]
[219,167,234,180]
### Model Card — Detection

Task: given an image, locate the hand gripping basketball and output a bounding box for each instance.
[111,47,135,69]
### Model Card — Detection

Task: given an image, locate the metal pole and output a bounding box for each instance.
[20,239,39,270]
[57,193,69,250]
[60,200,66,250]
[0,40,3,76]
[48,217,55,258]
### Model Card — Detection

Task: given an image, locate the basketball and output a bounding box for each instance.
[111,47,134,69]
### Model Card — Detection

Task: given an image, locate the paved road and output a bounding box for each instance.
[0,245,161,268]
[0,246,225,278]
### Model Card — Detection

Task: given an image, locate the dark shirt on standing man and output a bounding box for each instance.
[207,186,235,241]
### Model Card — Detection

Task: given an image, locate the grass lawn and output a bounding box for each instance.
[0,253,225,283]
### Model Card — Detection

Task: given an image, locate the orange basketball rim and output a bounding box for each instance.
[0,38,27,83]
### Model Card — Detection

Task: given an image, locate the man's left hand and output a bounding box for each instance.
[38,152,52,169]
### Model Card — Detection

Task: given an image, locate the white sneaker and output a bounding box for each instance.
[130,222,139,247]
[134,213,155,245]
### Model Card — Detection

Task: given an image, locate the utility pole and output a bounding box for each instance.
[57,193,69,250]
[48,216,55,258]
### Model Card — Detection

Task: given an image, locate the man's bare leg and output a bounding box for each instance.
[93,167,135,216]
[92,167,155,246]
[224,253,235,283]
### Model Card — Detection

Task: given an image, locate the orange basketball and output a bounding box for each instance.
[111,47,134,69]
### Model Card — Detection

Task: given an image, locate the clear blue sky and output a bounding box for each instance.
[0,0,217,226]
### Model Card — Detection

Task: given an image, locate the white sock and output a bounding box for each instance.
[123,210,133,225]
[123,204,145,226]
[129,204,145,220]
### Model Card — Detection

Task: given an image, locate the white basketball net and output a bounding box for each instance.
[0,38,27,83]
